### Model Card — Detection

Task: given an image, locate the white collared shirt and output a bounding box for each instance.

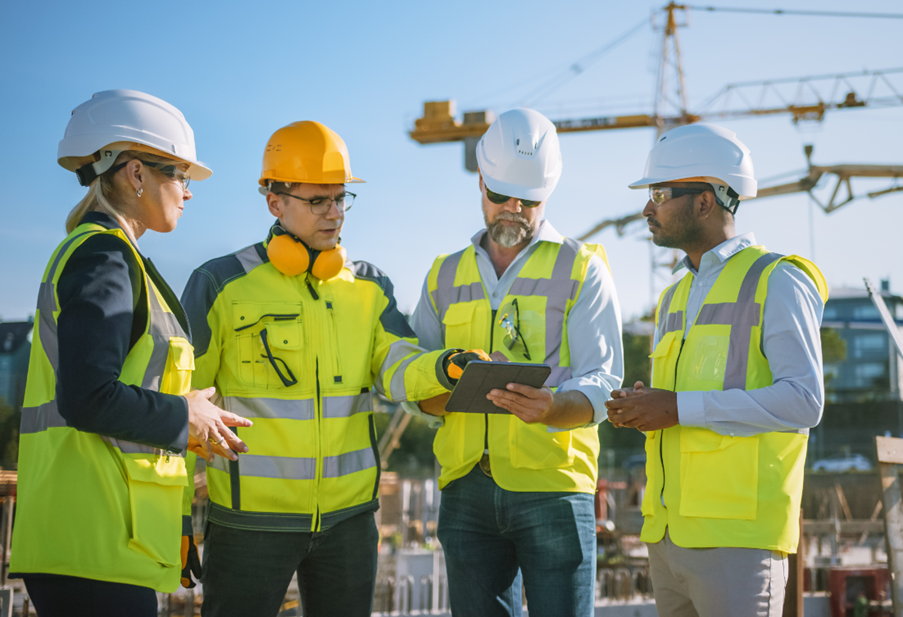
[658,232,826,437]
[406,220,624,429]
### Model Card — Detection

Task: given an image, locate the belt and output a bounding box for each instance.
[479,452,492,477]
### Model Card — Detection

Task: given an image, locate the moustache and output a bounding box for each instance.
[493,212,530,226]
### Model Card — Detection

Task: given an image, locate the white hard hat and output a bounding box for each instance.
[629,123,756,212]
[58,89,212,186]
[476,108,562,202]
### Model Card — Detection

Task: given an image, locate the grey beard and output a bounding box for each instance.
[487,212,534,248]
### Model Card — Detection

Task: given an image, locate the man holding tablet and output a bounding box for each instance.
[405,108,623,617]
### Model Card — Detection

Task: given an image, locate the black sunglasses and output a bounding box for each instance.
[486,188,542,208]
[498,299,532,361]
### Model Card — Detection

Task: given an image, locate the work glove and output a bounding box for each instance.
[443,349,491,383]
[181,516,202,589]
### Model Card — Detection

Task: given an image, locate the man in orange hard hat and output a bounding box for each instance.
[181,121,482,617]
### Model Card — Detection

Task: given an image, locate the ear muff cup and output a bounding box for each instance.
[267,234,310,276]
[267,233,346,280]
[311,245,347,280]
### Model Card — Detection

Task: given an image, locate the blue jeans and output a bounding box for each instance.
[201,511,378,617]
[437,465,597,617]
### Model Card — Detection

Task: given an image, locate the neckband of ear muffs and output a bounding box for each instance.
[266,223,347,280]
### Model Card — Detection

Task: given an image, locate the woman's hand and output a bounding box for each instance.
[184,387,253,462]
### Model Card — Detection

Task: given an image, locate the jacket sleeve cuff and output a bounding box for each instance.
[170,396,190,453]
[401,401,446,429]
[677,391,706,427]
[434,349,462,391]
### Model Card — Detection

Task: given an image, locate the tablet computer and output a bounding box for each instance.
[445,361,552,414]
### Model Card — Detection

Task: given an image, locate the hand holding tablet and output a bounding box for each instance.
[445,361,552,414]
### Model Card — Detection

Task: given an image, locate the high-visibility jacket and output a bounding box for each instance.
[427,238,607,493]
[182,240,453,533]
[11,222,194,592]
[641,246,827,553]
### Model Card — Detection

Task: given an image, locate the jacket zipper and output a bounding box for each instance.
[326,302,342,383]
[314,358,322,532]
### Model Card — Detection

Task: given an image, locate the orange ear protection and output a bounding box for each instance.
[266,224,347,280]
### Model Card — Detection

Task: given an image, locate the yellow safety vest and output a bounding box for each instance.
[186,243,451,532]
[11,222,194,592]
[641,246,827,553]
[427,238,608,493]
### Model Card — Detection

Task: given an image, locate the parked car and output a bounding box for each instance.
[811,453,873,472]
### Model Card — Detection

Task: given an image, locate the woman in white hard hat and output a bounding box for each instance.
[10,90,252,617]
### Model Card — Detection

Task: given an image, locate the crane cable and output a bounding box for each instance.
[687,6,903,19]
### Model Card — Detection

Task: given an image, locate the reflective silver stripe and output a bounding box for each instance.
[239,454,317,480]
[20,400,67,434]
[692,252,782,390]
[147,281,187,338]
[142,277,190,392]
[508,239,581,372]
[102,436,160,455]
[36,231,96,373]
[546,366,573,388]
[226,396,316,421]
[658,284,683,336]
[378,339,422,382]
[388,353,418,401]
[322,392,372,419]
[431,249,486,340]
[322,447,376,478]
[235,245,264,274]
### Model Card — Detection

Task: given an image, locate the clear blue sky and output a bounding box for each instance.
[1,0,901,323]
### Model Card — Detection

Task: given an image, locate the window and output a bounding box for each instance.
[853,362,887,388]
[853,304,880,320]
[853,333,887,358]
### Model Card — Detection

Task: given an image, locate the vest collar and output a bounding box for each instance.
[673,232,757,275]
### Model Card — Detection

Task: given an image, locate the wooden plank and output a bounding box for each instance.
[877,437,903,617]
[782,510,804,617]
[802,520,884,534]
[877,436,903,464]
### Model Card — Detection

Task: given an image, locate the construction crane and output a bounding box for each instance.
[577,145,903,241]
[408,4,903,171]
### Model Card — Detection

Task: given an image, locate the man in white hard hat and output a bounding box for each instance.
[406,108,624,616]
[605,123,827,617]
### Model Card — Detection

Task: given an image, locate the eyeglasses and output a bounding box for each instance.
[276,191,356,215]
[648,186,711,206]
[486,188,542,208]
[498,299,531,361]
[109,159,191,189]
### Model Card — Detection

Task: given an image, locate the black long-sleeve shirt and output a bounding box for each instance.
[54,212,189,451]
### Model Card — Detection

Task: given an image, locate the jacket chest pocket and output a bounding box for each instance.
[233,302,304,388]
[160,337,195,396]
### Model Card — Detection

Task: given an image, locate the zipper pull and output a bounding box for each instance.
[165,450,172,463]
[305,275,320,300]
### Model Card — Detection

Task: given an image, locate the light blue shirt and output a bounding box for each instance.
[404,220,624,430]
[656,232,825,437]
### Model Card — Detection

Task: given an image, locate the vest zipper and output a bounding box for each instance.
[660,338,686,508]
[306,274,320,300]
[485,309,496,453]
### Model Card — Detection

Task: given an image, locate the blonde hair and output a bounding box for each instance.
[65,149,180,233]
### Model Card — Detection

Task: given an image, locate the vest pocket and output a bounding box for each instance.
[121,455,185,567]
[678,427,758,520]
[442,303,477,350]
[508,421,575,470]
[160,337,194,396]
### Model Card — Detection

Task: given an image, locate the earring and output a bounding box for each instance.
[136,187,143,197]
